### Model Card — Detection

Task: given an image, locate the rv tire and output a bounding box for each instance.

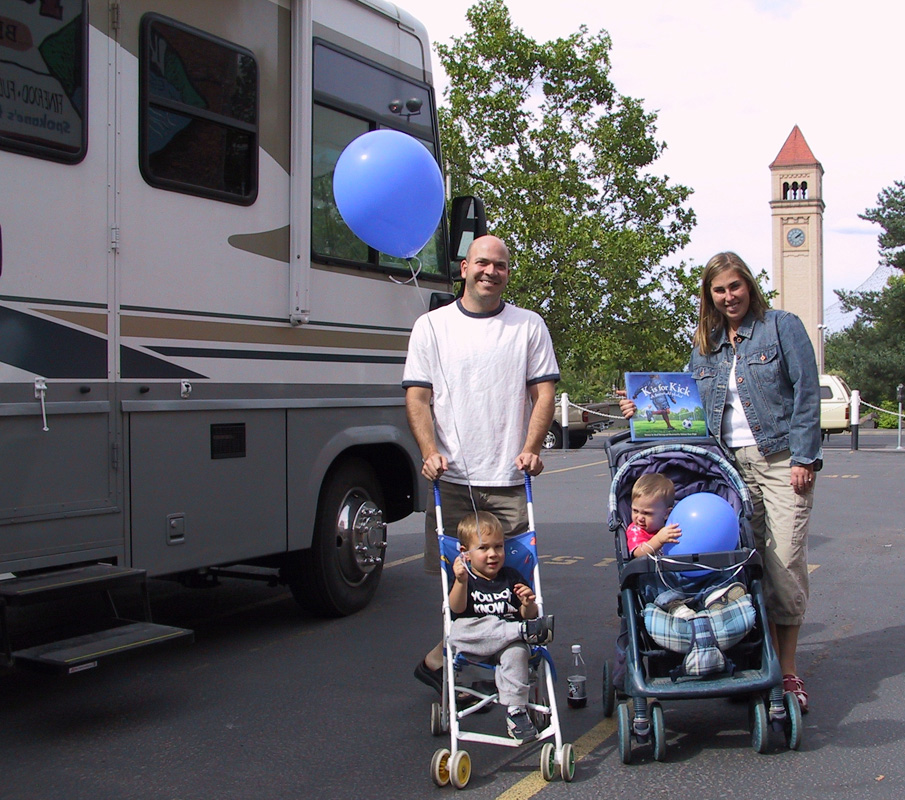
[283,458,386,617]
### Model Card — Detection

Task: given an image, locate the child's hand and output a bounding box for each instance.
[452,554,468,583]
[513,582,536,607]
[655,523,681,546]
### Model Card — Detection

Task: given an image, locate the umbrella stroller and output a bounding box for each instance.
[429,475,574,788]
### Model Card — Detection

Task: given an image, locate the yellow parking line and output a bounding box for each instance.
[384,553,423,569]
[496,718,617,799]
[544,458,609,474]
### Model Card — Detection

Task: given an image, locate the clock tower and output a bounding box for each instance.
[769,126,825,368]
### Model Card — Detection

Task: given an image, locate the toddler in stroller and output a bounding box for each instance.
[428,477,574,789]
[602,432,803,762]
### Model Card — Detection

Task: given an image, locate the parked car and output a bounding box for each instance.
[820,373,851,435]
[545,399,590,449]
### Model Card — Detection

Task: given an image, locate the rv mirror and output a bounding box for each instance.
[448,196,487,274]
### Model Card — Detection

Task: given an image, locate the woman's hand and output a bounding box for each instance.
[791,465,815,495]
[615,390,637,419]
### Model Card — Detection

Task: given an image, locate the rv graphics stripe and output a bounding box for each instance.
[147,346,405,365]
[0,305,106,378]
[120,346,208,380]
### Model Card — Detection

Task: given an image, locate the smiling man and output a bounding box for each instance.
[402,234,560,692]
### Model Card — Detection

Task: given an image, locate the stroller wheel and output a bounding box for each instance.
[560,743,576,782]
[602,660,615,718]
[651,703,667,762]
[749,697,769,754]
[617,703,633,764]
[540,743,555,781]
[430,702,444,736]
[783,690,803,750]
[449,750,472,789]
[430,748,451,786]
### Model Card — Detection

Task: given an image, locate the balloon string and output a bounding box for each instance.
[389,256,423,286]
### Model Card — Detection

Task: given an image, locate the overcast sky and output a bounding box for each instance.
[401,0,905,306]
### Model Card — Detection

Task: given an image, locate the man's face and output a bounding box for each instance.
[460,237,510,307]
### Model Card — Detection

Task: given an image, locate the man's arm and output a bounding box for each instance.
[515,379,556,476]
[405,385,447,480]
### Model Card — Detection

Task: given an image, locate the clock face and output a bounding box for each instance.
[787,228,805,247]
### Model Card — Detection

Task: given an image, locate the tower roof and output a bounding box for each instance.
[770,125,820,168]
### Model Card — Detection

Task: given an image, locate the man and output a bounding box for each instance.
[402,234,559,691]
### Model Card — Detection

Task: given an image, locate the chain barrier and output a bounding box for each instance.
[559,395,904,422]
[858,399,904,420]
[558,396,625,421]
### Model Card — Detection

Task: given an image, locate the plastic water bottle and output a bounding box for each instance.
[567,644,587,709]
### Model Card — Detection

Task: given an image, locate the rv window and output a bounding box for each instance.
[312,41,446,278]
[139,15,258,205]
[0,0,88,164]
[312,106,370,262]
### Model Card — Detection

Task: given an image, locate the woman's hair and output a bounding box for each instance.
[631,473,675,508]
[457,510,503,548]
[693,252,769,355]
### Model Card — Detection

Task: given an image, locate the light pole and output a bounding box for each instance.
[817,324,829,373]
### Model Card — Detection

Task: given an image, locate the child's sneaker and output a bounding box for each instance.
[704,582,747,610]
[520,615,554,645]
[506,708,538,742]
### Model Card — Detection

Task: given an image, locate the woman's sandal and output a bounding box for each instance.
[782,673,809,714]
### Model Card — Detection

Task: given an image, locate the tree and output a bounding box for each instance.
[860,179,905,271]
[436,0,697,396]
[825,178,905,402]
[825,276,905,403]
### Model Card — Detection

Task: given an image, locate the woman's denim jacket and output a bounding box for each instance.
[689,309,822,467]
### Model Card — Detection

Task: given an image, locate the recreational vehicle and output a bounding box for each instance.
[0,0,479,673]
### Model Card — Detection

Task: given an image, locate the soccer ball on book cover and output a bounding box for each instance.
[682,419,694,429]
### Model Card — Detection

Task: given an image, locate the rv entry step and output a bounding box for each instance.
[0,564,193,675]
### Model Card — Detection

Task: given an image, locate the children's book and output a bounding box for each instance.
[624,372,708,441]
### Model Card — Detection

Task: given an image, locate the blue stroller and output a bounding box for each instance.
[602,431,802,762]
[428,475,574,789]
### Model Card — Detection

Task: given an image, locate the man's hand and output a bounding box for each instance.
[515,451,544,476]
[421,452,448,481]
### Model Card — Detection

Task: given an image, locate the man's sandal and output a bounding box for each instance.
[782,673,809,714]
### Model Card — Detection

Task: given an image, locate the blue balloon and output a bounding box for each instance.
[333,130,445,259]
[661,492,739,556]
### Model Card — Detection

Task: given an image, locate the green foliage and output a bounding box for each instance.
[860,179,905,271]
[876,400,902,430]
[437,0,697,392]
[826,176,905,403]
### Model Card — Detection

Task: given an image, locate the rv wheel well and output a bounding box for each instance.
[338,444,416,523]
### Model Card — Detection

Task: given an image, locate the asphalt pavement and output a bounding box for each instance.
[0,428,902,799]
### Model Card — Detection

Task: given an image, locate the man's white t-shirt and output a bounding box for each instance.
[402,300,560,486]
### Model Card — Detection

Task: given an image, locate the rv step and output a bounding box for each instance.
[11,621,194,675]
[0,564,151,606]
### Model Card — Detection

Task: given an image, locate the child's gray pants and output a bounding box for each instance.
[448,616,529,707]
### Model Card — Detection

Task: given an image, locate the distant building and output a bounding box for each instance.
[769,126,825,367]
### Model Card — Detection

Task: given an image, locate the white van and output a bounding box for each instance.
[820,374,851,435]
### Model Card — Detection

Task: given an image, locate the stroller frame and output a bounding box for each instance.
[602,432,802,761]
[428,475,575,789]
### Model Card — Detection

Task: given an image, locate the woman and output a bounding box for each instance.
[621,252,821,713]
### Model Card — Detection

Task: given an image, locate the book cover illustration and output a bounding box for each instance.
[625,372,707,441]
